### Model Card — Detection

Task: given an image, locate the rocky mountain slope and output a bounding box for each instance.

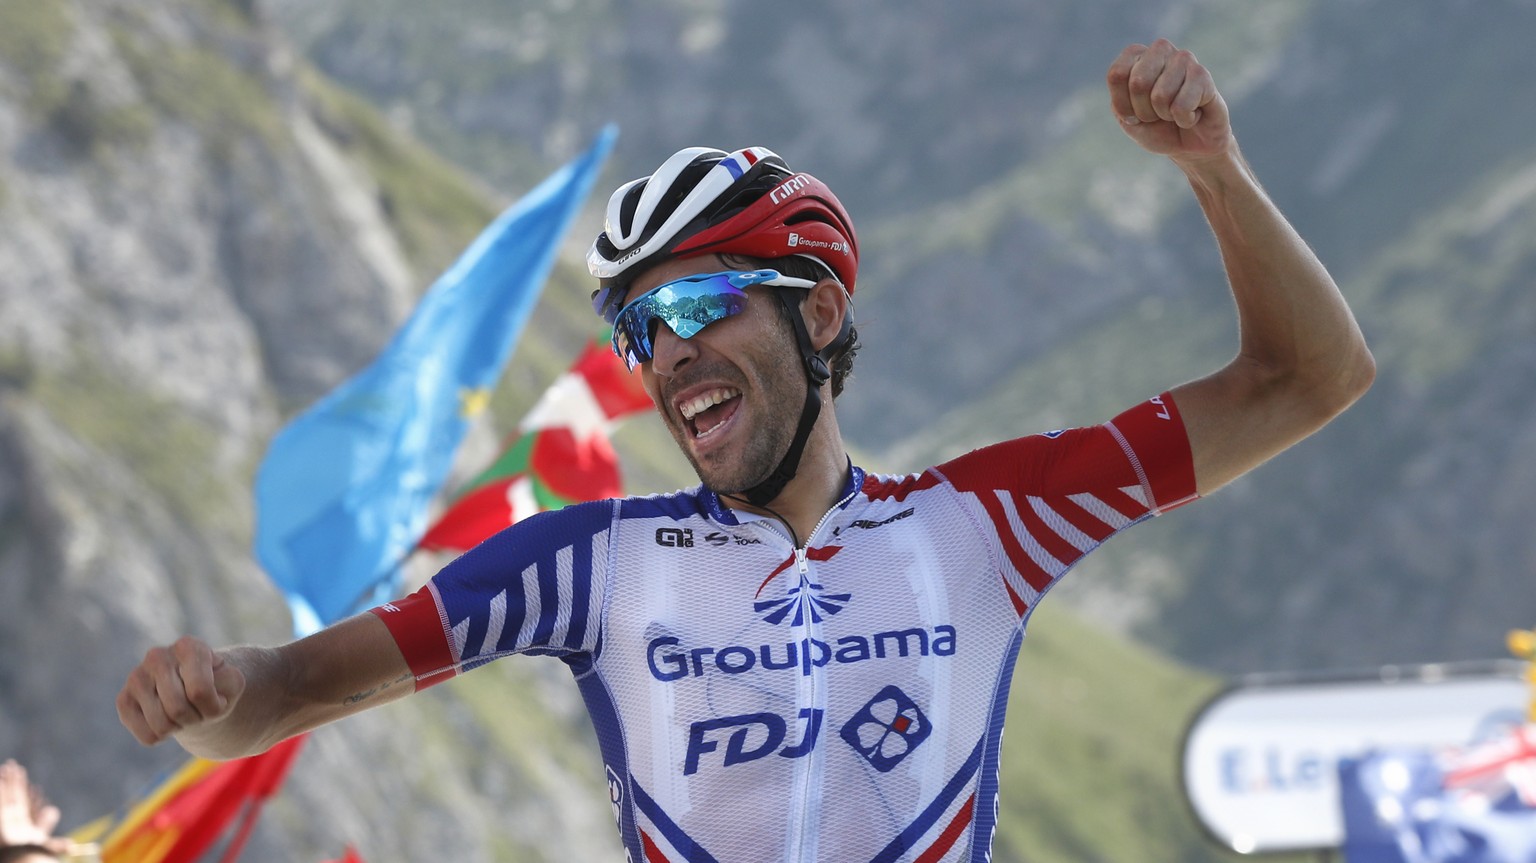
[0,1,619,859]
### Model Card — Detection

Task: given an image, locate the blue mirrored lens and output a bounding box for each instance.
[610,273,756,370]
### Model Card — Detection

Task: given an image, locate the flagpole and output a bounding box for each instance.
[1510,626,1536,721]
[216,799,265,863]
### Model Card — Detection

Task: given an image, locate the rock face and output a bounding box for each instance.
[0,2,618,860]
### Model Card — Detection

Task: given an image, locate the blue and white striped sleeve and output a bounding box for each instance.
[370,499,615,688]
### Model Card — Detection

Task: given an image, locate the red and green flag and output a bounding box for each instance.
[418,335,652,552]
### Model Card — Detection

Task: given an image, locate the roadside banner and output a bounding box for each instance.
[1181,661,1529,854]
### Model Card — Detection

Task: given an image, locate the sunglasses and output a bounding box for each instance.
[610,270,817,371]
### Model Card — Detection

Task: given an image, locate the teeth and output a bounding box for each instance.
[679,388,739,421]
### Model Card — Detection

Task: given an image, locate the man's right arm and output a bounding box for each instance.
[116,612,412,760]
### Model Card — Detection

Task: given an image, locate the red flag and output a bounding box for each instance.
[419,336,650,552]
[98,734,308,863]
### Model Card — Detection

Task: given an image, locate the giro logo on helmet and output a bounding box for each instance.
[769,173,813,204]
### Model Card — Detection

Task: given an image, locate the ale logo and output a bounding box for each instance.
[841,685,932,772]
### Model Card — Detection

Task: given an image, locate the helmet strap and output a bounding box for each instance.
[739,286,847,506]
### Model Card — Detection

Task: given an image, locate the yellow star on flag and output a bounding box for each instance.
[458,386,492,419]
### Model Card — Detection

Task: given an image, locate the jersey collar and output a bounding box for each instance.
[701,461,865,526]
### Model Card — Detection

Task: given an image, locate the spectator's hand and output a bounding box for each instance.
[0,760,70,854]
[1106,39,1233,163]
[116,636,247,746]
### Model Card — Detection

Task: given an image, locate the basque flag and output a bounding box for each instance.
[417,333,650,553]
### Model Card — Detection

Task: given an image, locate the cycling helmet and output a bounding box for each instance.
[587,146,858,323]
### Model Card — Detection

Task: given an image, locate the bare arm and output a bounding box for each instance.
[1167,148,1375,493]
[1107,40,1375,494]
[116,612,412,760]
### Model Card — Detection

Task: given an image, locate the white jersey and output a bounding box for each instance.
[373,394,1197,862]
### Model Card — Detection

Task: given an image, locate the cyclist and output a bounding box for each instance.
[117,39,1373,862]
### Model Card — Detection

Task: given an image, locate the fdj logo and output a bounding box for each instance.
[655,528,694,548]
[684,708,823,775]
[841,685,931,772]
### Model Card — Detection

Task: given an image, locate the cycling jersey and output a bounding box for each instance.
[371,393,1197,863]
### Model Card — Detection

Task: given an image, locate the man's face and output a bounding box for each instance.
[622,256,805,494]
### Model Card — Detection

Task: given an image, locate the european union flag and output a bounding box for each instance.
[253,126,616,635]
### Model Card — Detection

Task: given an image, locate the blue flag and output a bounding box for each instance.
[254,126,617,635]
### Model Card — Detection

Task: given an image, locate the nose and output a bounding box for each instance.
[648,321,698,377]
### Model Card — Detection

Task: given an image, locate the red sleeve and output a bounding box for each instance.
[936,392,1197,515]
[369,583,457,691]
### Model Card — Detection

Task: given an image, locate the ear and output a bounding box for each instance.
[803,278,852,353]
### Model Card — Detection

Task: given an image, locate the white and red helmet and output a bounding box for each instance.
[588,146,858,322]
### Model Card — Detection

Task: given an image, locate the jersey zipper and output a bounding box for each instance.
[738,487,857,862]
[786,492,855,863]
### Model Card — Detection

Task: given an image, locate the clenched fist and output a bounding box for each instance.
[116,635,247,746]
[1107,38,1234,162]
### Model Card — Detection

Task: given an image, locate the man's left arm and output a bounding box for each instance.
[1107,39,1376,495]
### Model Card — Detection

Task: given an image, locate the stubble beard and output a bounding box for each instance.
[672,348,806,496]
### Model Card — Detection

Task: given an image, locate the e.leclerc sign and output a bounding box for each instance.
[1180,660,1528,854]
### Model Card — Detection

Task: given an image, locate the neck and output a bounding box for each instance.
[721,403,849,544]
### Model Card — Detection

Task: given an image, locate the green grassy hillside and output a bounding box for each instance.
[995,604,1309,863]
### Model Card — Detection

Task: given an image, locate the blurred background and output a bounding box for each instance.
[1,0,1533,859]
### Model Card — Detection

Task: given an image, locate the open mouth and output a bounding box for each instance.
[679,387,742,440]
